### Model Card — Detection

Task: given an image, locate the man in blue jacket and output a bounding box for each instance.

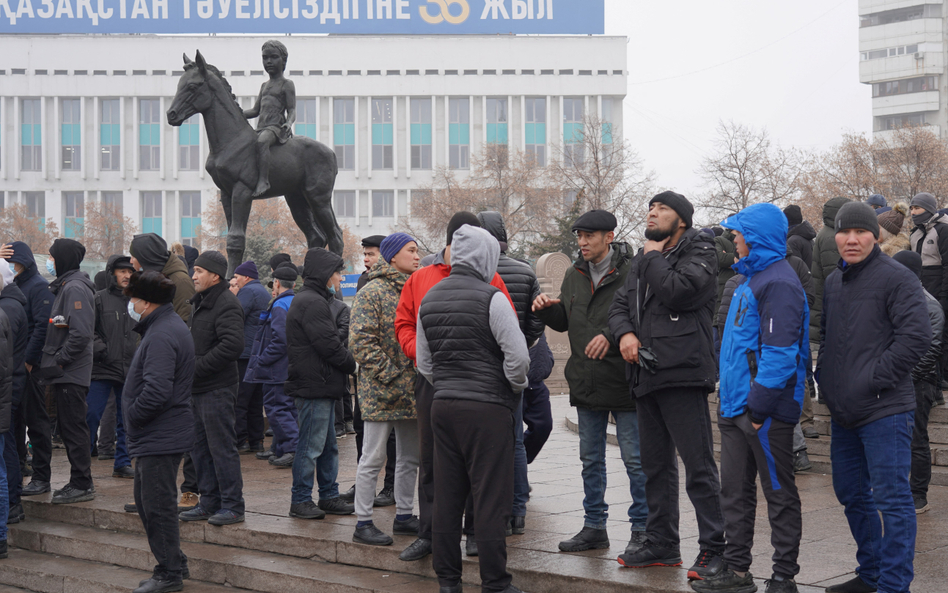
[694,203,808,593]
[233,260,271,455]
[820,202,930,593]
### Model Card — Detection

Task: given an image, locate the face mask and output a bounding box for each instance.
[46,259,57,277]
[127,300,142,323]
[8,263,16,276]
[327,284,336,295]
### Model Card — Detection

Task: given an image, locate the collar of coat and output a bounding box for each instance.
[190,278,228,310]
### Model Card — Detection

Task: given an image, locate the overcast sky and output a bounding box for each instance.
[605,0,871,197]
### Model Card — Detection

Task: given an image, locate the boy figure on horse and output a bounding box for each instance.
[243,40,296,197]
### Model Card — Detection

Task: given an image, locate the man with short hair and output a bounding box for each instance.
[357,235,386,292]
[534,209,648,557]
[233,260,271,455]
[821,202,930,593]
[179,250,246,526]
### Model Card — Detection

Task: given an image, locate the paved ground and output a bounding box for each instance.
[35,393,948,593]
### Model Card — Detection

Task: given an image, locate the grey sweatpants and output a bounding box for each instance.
[355,419,420,521]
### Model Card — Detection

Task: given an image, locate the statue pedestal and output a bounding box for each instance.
[535,252,573,395]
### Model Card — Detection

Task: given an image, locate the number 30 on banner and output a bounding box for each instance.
[420,0,470,24]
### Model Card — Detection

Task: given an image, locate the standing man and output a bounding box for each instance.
[87,255,137,480]
[232,260,271,455]
[41,239,97,504]
[0,295,13,557]
[357,235,386,291]
[533,209,648,555]
[820,202,930,593]
[694,203,807,593]
[0,264,28,525]
[129,233,195,323]
[179,251,246,526]
[607,192,725,578]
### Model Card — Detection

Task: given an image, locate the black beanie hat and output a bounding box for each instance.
[446,212,480,246]
[269,253,292,272]
[892,250,922,280]
[649,191,694,229]
[783,205,803,226]
[49,238,86,276]
[124,270,176,304]
[193,250,228,279]
[835,201,880,239]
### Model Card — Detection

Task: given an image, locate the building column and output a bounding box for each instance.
[405,95,412,179]
[392,94,398,179]
[132,98,139,180]
[94,97,101,180]
[80,97,88,180]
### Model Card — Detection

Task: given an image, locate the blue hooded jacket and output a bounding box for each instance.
[719,203,809,424]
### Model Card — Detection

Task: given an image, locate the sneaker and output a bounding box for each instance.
[268,452,295,467]
[345,421,356,434]
[97,449,116,460]
[265,427,274,437]
[399,537,432,561]
[8,503,24,524]
[208,509,244,526]
[318,497,355,515]
[690,569,758,593]
[393,515,420,535]
[914,495,931,514]
[255,449,274,460]
[793,450,812,473]
[22,480,51,496]
[52,484,95,505]
[625,531,648,555]
[178,506,213,522]
[617,540,682,568]
[373,486,395,507]
[177,492,199,511]
[688,550,726,580]
[112,465,135,479]
[138,565,190,587]
[465,537,478,557]
[335,426,346,439]
[353,523,393,546]
[558,526,609,552]
[764,577,798,593]
[510,515,525,535]
[802,426,820,439]
[289,501,326,520]
[824,576,877,593]
[132,577,183,593]
[339,485,356,503]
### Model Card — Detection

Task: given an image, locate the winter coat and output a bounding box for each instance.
[188,280,245,394]
[9,244,53,366]
[880,232,911,258]
[163,253,196,323]
[130,234,195,322]
[285,249,356,401]
[787,221,816,269]
[528,333,555,386]
[184,245,199,277]
[40,269,96,386]
[0,282,29,399]
[910,212,948,305]
[123,303,195,458]
[244,290,294,385]
[718,204,809,425]
[236,279,271,359]
[537,243,637,411]
[914,288,944,385]
[818,245,930,429]
[350,259,417,421]
[0,307,13,433]
[356,271,371,292]
[810,197,850,343]
[714,232,737,329]
[92,255,138,383]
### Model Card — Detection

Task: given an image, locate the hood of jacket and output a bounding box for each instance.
[105,254,133,293]
[130,233,170,271]
[365,257,410,291]
[476,211,508,250]
[183,245,199,268]
[723,204,788,279]
[302,248,344,295]
[6,241,37,272]
[788,220,816,242]
[50,268,95,295]
[0,281,27,308]
[162,251,190,278]
[822,197,851,229]
[449,225,499,282]
[49,238,85,277]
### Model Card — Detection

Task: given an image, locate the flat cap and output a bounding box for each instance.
[361,235,386,248]
[572,209,617,233]
[272,262,299,282]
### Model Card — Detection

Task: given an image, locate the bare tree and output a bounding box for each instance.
[0,204,60,253]
[875,125,948,203]
[81,201,139,261]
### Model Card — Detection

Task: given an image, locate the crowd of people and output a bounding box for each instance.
[0,188,938,593]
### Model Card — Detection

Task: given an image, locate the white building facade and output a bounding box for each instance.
[0,34,627,248]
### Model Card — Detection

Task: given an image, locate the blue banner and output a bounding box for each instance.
[0,0,603,34]
[341,272,361,297]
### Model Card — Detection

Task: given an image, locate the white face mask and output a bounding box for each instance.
[127,299,143,323]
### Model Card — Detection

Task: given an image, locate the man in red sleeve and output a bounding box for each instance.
[395,212,514,563]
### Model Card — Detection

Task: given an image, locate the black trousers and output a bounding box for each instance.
[235,360,265,446]
[181,454,198,494]
[5,379,24,506]
[353,390,396,491]
[432,398,513,592]
[522,381,552,464]
[192,386,245,514]
[135,454,187,581]
[21,369,52,483]
[637,387,725,552]
[51,383,93,491]
[416,375,436,540]
[335,392,353,427]
[718,413,801,579]
[911,379,937,498]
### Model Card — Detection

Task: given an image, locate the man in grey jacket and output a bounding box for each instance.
[417,224,530,593]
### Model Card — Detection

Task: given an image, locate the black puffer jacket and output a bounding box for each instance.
[914,288,945,385]
[0,307,13,432]
[188,280,245,394]
[236,279,271,359]
[0,282,28,400]
[810,197,850,342]
[714,231,737,329]
[608,229,718,398]
[285,249,356,401]
[477,211,545,345]
[8,242,54,366]
[41,253,96,388]
[92,255,138,383]
[787,221,816,269]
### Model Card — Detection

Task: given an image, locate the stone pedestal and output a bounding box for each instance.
[535,252,573,394]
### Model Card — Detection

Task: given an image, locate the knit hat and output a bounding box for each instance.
[877,202,908,236]
[361,235,386,248]
[783,205,803,226]
[867,194,887,208]
[835,202,880,239]
[446,212,480,246]
[892,251,923,280]
[911,192,938,215]
[234,261,259,280]
[124,270,177,304]
[269,253,292,272]
[572,209,618,233]
[649,191,694,229]
[380,233,416,263]
[272,262,299,283]
[193,250,228,279]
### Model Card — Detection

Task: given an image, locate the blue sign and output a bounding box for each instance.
[341,272,361,297]
[0,0,604,34]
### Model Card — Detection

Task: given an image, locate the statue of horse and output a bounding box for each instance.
[167,51,342,278]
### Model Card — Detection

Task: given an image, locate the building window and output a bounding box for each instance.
[486,98,508,144]
[334,190,356,218]
[100,99,121,171]
[861,44,919,61]
[61,99,81,171]
[872,76,938,97]
[524,98,547,166]
[372,98,393,170]
[25,191,45,230]
[296,99,317,139]
[178,114,200,171]
[372,191,394,217]
[101,191,123,213]
[139,99,160,171]
[410,98,432,170]
[333,98,355,170]
[142,191,162,235]
[21,99,42,171]
[180,191,201,247]
[860,4,941,28]
[449,98,470,170]
[875,112,927,131]
[563,97,585,166]
[64,191,84,237]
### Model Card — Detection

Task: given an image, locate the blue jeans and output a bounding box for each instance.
[291,398,338,505]
[831,412,915,593]
[576,407,648,530]
[0,433,8,540]
[86,380,130,469]
[512,395,529,516]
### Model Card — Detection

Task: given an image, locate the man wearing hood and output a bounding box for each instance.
[41,238,97,504]
[1,241,55,497]
[0,293,13,557]
[908,192,948,309]
[693,203,808,593]
[183,245,200,278]
[129,233,196,323]
[285,248,357,521]
[232,261,271,455]
[810,196,851,398]
[783,205,816,269]
[867,193,887,211]
[417,224,530,593]
[87,255,138,482]
[0,264,28,525]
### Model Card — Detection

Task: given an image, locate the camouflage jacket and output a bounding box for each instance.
[350,259,417,421]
